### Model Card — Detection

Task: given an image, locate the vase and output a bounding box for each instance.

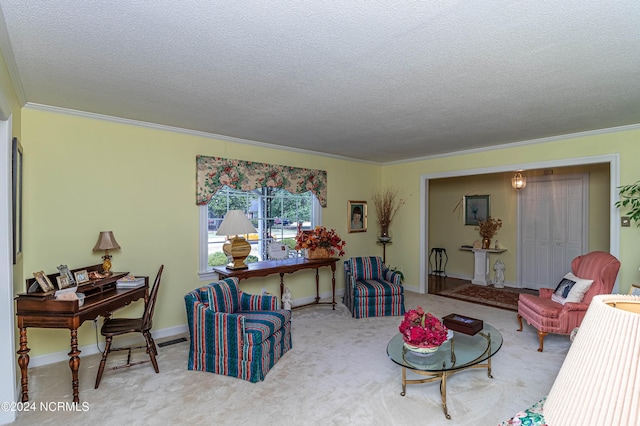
[482,237,491,249]
[305,247,332,259]
[379,228,391,242]
[403,342,440,354]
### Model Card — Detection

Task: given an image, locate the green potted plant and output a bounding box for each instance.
[616,181,640,225]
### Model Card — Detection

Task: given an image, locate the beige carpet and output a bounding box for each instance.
[12,291,570,425]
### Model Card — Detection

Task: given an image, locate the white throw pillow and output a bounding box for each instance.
[552,272,594,305]
[564,273,594,303]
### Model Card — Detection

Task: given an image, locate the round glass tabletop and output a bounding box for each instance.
[387,323,503,373]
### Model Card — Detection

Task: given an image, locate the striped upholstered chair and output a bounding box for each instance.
[184,277,292,382]
[343,256,405,318]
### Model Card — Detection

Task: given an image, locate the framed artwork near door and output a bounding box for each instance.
[463,195,489,226]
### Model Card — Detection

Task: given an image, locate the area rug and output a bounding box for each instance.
[436,283,529,311]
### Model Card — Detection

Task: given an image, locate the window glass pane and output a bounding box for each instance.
[206,186,316,268]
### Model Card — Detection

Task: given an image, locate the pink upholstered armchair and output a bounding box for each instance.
[517,251,620,352]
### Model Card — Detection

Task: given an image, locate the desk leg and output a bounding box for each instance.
[68,328,81,403]
[330,263,336,309]
[18,327,30,402]
[314,269,320,303]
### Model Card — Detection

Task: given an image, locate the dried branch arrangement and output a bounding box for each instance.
[371,187,406,234]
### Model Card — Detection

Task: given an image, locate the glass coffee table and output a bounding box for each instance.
[387,323,503,420]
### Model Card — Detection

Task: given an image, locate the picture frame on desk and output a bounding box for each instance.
[74,269,90,284]
[57,264,76,286]
[629,284,640,296]
[56,275,72,289]
[33,270,55,292]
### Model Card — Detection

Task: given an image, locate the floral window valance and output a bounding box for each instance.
[196,156,328,207]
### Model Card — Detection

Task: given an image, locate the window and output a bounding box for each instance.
[199,186,321,278]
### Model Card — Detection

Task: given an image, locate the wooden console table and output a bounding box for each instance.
[15,264,148,403]
[212,257,339,309]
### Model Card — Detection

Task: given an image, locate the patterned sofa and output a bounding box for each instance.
[184,277,292,382]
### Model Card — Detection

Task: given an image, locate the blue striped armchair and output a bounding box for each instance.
[184,277,292,382]
[343,256,405,318]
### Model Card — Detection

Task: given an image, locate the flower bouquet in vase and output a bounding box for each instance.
[295,225,346,259]
[399,306,450,354]
[476,216,502,250]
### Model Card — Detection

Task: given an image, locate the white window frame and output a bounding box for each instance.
[198,193,322,280]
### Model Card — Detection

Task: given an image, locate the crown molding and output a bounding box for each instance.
[384,123,640,166]
[24,103,640,167]
[24,103,379,165]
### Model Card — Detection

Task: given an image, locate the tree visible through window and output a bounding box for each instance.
[206,186,316,268]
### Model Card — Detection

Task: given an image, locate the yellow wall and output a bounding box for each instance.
[429,164,611,282]
[0,47,23,294]
[381,136,640,294]
[5,87,640,360]
[19,107,383,356]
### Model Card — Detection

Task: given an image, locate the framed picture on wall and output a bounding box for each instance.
[463,195,490,226]
[12,137,23,264]
[347,201,367,233]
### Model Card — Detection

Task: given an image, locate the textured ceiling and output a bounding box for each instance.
[0,1,639,163]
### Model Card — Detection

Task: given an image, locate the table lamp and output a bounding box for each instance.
[217,210,257,269]
[544,294,640,425]
[93,231,121,276]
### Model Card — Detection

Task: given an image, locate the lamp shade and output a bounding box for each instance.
[217,210,257,236]
[545,294,640,425]
[511,172,526,190]
[93,231,121,251]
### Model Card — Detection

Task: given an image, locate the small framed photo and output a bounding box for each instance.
[56,275,72,289]
[629,284,640,296]
[33,270,55,292]
[464,195,490,226]
[268,242,289,260]
[74,269,90,284]
[57,264,76,285]
[348,201,367,233]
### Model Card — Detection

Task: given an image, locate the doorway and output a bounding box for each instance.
[519,174,589,290]
[420,154,620,294]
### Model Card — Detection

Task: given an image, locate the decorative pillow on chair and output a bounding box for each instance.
[351,257,383,280]
[206,278,241,313]
[551,272,594,305]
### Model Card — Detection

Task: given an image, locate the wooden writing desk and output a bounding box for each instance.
[15,264,148,403]
[212,257,339,309]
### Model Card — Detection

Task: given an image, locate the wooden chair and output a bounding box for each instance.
[94,265,164,388]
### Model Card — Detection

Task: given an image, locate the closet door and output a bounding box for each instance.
[519,174,588,290]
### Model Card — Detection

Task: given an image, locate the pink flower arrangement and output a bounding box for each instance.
[399,306,449,348]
